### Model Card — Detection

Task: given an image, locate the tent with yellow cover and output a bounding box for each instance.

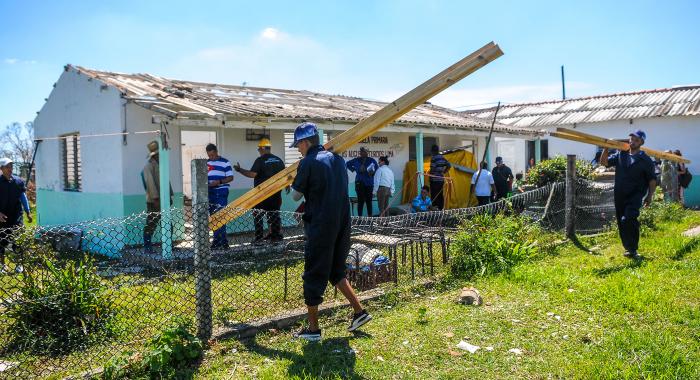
[401,148,479,209]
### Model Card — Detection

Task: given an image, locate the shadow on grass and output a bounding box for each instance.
[569,235,593,254]
[672,237,700,261]
[593,256,646,278]
[241,333,367,379]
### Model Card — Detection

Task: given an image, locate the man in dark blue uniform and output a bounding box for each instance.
[289,122,371,341]
[0,158,27,273]
[346,147,377,216]
[600,130,657,259]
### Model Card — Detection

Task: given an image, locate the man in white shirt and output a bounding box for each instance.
[373,156,395,217]
[470,162,496,206]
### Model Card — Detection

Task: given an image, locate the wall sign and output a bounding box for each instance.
[342,135,396,158]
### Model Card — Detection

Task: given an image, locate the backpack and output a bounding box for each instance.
[679,169,693,188]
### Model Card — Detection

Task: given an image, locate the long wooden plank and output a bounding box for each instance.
[209,42,504,230]
[554,128,690,164]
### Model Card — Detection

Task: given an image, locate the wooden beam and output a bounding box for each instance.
[209,42,504,230]
[551,128,690,164]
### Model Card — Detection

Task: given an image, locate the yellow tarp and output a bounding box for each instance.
[401,149,479,209]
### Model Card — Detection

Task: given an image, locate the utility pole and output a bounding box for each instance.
[561,65,566,100]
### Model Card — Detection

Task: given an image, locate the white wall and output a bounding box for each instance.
[34,68,124,193]
[122,103,183,197]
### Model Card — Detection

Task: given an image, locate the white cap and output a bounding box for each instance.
[0,158,13,168]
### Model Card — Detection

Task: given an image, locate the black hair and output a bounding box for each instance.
[480,161,488,169]
[303,134,320,146]
[431,145,440,154]
[379,156,389,165]
[421,185,430,192]
[205,143,218,152]
[516,173,523,180]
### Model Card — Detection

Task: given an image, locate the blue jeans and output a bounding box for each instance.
[209,190,229,247]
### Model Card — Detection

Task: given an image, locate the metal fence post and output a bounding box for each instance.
[191,159,212,341]
[565,154,577,238]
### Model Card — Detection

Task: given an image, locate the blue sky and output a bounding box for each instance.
[1,0,698,128]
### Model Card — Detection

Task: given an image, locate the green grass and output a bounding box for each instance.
[194,212,700,379]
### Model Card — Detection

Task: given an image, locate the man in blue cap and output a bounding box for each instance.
[289,121,371,341]
[600,130,657,259]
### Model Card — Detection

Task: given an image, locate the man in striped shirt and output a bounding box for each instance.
[206,144,234,249]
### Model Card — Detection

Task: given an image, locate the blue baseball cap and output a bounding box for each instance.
[629,129,646,141]
[495,156,503,163]
[290,122,319,148]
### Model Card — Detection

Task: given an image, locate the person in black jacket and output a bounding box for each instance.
[235,138,286,244]
[492,156,514,200]
[288,122,371,341]
[0,158,27,273]
[600,130,657,259]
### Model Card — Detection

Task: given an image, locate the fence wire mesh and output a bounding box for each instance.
[0,179,615,378]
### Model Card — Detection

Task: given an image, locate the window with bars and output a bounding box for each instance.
[62,133,82,191]
[284,132,329,166]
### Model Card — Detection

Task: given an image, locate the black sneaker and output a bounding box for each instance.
[348,310,372,332]
[623,251,640,259]
[293,328,321,341]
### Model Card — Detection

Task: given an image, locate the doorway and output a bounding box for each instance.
[181,130,217,199]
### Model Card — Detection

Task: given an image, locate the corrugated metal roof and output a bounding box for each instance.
[69,65,537,136]
[465,86,700,128]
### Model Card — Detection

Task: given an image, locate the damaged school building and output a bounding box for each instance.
[33,65,541,229]
[467,86,700,207]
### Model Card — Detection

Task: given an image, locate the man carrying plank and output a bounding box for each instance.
[289,122,371,341]
[599,130,657,259]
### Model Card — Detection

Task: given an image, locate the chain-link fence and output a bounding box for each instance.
[0,179,615,378]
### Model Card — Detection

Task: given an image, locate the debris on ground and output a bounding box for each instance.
[0,361,19,372]
[508,348,523,355]
[456,340,480,353]
[458,287,483,306]
[682,225,700,237]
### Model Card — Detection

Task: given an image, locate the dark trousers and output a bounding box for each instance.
[430,181,445,210]
[302,215,351,306]
[0,221,21,263]
[615,194,642,252]
[477,196,491,206]
[144,202,161,236]
[494,191,508,201]
[253,196,283,240]
[355,183,373,216]
[209,190,229,247]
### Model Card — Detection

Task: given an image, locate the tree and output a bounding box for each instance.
[1,121,34,164]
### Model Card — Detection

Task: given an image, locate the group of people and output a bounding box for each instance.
[657,149,689,204]
[408,145,452,213]
[141,138,286,253]
[467,156,515,207]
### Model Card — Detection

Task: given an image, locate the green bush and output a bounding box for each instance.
[103,318,203,380]
[449,213,555,279]
[3,254,114,354]
[526,156,596,187]
[639,199,687,234]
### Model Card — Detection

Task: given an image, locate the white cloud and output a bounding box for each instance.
[4,58,38,65]
[260,27,281,40]
[168,28,346,92]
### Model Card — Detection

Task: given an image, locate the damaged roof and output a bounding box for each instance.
[465,86,700,129]
[68,65,538,136]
